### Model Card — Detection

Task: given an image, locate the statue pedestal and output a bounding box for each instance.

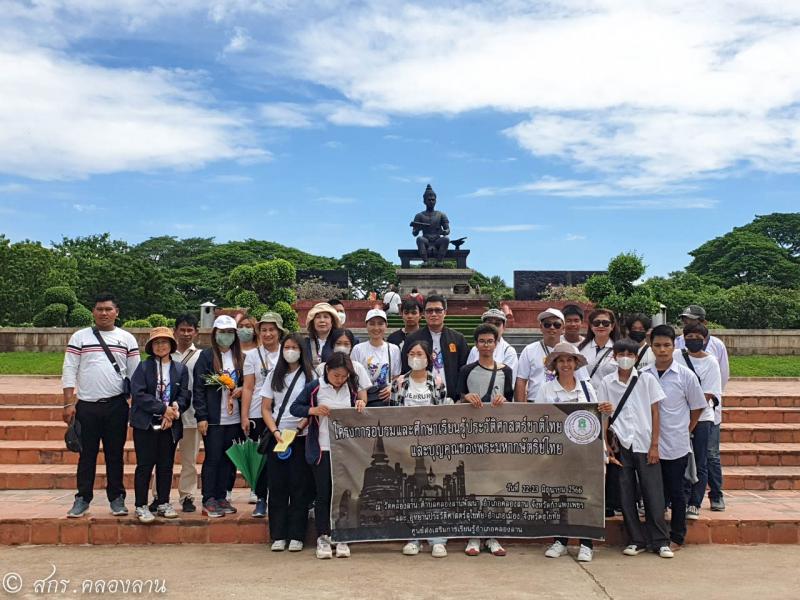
[396,268,477,298]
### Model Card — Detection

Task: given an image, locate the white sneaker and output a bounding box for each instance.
[248,491,258,504]
[316,535,332,559]
[464,538,481,556]
[686,505,700,520]
[288,540,303,552]
[135,506,155,524]
[545,540,568,558]
[577,544,593,562]
[402,541,420,555]
[226,490,232,502]
[431,543,448,558]
[659,546,674,559]
[335,542,350,558]
[623,544,646,556]
[156,503,178,519]
[271,539,287,552]
[485,538,506,556]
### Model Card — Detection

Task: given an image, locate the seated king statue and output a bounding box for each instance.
[410,184,450,262]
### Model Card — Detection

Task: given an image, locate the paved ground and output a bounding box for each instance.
[0,544,798,599]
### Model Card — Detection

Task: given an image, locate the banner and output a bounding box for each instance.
[329,403,605,543]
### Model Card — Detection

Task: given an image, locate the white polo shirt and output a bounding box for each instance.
[643,361,707,460]
[672,350,722,424]
[597,369,665,453]
[517,340,557,401]
[467,337,519,381]
[534,378,597,404]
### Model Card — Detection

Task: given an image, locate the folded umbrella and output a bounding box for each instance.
[225,438,267,490]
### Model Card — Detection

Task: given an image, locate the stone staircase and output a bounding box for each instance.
[1,381,799,545]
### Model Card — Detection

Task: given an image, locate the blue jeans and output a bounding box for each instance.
[687,421,712,507]
[707,423,723,501]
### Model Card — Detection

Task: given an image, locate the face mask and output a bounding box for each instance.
[337,312,347,325]
[616,356,636,370]
[409,357,428,371]
[334,345,351,355]
[686,339,704,353]
[283,349,301,363]
[237,328,254,343]
[215,332,236,348]
[629,330,647,343]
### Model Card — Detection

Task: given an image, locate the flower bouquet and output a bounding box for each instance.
[203,371,239,415]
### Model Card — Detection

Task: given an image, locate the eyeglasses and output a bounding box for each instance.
[541,321,562,329]
[425,308,445,314]
[476,338,496,346]
[592,320,613,327]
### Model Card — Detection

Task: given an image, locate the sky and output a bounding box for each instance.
[1,0,799,283]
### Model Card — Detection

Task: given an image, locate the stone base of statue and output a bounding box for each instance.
[396,268,478,298]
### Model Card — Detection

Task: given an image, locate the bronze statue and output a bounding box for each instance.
[410,184,450,262]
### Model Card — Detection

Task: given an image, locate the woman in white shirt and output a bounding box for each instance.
[578,308,621,390]
[261,333,315,552]
[350,309,402,406]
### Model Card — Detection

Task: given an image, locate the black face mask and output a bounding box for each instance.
[686,339,705,353]
[628,330,647,343]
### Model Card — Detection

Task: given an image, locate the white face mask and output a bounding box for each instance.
[337,312,347,325]
[409,357,428,371]
[283,349,301,364]
[616,356,636,370]
[334,345,351,355]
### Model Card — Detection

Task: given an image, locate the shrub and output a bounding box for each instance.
[32,303,69,327]
[123,319,152,328]
[295,277,348,300]
[233,290,261,310]
[67,304,93,327]
[272,300,299,332]
[267,287,296,306]
[146,313,169,327]
[42,286,77,311]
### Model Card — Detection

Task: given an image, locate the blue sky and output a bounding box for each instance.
[2,1,799,283]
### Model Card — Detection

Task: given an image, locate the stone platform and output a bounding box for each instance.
[395,268,477,298]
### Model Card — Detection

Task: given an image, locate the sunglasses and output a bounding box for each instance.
[541,321,562,329]
[425,308,445,314]
[592,319,613,327]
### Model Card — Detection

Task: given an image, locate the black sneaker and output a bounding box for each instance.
[203,499,224,518]
[148,499,159,513]
[182,497,197,513]
[109,496,128,517]
[217,498,237,514]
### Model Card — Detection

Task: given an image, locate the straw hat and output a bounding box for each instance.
[544,342,588,371]
[306,302,341,329]
[145,326,177,355]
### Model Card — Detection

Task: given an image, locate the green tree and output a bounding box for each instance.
[339,249,396,298]
[584,252,659,318]
[742,213,800,258]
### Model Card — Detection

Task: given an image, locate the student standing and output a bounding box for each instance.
[467,309,518,380]
[350,309,402,407]
[457,324,514,557]
[515,308,564,402]
[625,313,656,370]
[261,333,315,552]
[387,298,423,350]
[597,338,673,558]
[193,315,244,518]
[241,312,285,516]
[383,284,402,315]
[562,304,585,345]
[643,325,706,550]
[304,302,341,367]
[290,352,366,559]
[129,327,190,522]
[315,328,372,391]
[62,293,140,518]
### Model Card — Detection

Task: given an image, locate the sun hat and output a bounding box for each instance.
[306,302,341,329]
[680,305,706,320]
[544,342,589,371]
[365,308,388,323]
[537,308,565,323]
[258,311,286,335]
[145,326,177,355]
[481,308,507,323]
[213,315,238,330]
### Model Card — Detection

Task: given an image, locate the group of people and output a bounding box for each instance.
[61,291,728,562]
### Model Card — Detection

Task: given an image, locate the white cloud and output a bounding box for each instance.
[72,203,98,212]
[222,26,250,54]
[207,174,253,184]
[323,140,343,149]
[572,198,719,210]
[0,183,28,193]
[391,175,432,185]
[316,195,356,204]
[0,45,264,180]
[565,233,586,241]
[259,103,314,128]
[467,177,622,198]
[470,224,543,233]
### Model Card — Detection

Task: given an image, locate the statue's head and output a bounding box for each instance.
[423,184,436,209]
[427,466,436,485]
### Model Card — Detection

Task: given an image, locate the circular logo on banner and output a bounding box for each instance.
[564,410,601,445]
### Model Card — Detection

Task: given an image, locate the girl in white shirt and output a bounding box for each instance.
[578,308,621,392]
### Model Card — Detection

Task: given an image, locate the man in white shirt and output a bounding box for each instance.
[562,304,585,345]
[515,308,563,402]
[62,293,140,519]
[674,304,730,511]
[383,284,402,315]
[467,309,518,379]
[643,325,706,550]
[597,338,672,558]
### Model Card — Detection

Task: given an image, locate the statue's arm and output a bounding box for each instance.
[441,212,450,236]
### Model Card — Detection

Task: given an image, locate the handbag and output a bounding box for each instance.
[257,369,303,454]
[65,418,82,453]
[92,327,131,395]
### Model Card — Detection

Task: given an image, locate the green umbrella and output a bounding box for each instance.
[225,438,266,489]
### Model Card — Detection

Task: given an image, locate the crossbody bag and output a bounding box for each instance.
[257,369,303,454]
[605,375,639,455]
[92,327,131,396]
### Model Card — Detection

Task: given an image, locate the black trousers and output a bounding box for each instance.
[268,436,312,542]
[75,397,129,503]
[133,427,177,507]
[661,453,689,545]
[201,424,240,503]
[618,445,669,550]
[311,451,332,537]
[605,463,621,512]
[245,417,269,500]
[555,537,593,549]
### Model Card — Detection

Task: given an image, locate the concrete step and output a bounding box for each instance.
[0,394,65,406]
[720,443,800,467]
[0,464,248,490]
[725,396,800,408]
[0,441,207,466]
[721,423,800,444]
[723,466,800,490]
[0,405,64,421]
[722,407,800,424]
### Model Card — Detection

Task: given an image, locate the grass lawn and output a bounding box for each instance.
[1,352,800,377]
